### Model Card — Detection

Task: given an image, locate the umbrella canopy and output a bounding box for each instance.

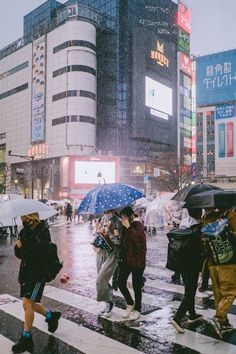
[184,190,236,209]
[171,183,223,202]
[77,183,144,215]
[0,199,57,226]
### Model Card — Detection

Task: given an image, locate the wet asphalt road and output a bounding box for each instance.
[0,216,236,354]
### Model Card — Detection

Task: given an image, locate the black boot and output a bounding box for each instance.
[12,335,34,353]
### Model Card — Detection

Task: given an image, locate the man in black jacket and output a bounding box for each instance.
[170,208,204,333]
[12,213,61,353]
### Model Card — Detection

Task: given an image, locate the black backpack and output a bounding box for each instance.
[41,242,63,282]
[166,226,200,272]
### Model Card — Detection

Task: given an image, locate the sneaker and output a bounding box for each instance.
[170,318,185,333]
[188,313,204,323]
[129,310,141,321]
[100,301,114,318]
[222,321,234,333]
[122,305,134,319]
[12,335,34,353]
[46,311,61,333]
[211,316,223,338]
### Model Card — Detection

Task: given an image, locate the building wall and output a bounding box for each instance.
[0,19,97,164]
[0,44,32,162]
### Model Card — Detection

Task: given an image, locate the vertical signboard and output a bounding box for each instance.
[177,2,191,34]
[180,53,192,77]
[178,28,190,56]
[31,36,46,143]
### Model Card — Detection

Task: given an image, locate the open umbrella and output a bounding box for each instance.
[171,183,223,202]
[0,199,57,226]
[184,190,236,209]
[77,183,144,215]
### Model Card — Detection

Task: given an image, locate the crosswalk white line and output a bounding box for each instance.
[0,294,144,354]
[43,286,236,354]
[44,286,129,322]
[0,334,30,354]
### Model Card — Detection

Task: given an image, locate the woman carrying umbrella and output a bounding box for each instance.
[95,209,123,317]
[118,206,147,320]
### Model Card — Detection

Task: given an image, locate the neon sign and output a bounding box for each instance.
[150,41,169,68]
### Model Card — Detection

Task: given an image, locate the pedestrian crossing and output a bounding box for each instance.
[0,265,236,354]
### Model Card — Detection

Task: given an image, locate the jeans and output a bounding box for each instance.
[175,270,199,320]
[118,264,145,312]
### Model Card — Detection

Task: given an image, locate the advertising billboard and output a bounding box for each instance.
[177,2,191,34]
[131,26,177,146]
[178,29,190,56]
[197,49,236,106]
[215,104,235,119]
[215,114,236,176]
[31,36,46,143]
[145,76,173,116]
[60,156,121,198]
[74,161,116,184]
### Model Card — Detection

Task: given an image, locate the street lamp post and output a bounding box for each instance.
[8,150,34,198]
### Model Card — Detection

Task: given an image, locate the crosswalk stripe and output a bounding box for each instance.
[0,294,144,354]
[43,286,236,354]
[0,334,30,354]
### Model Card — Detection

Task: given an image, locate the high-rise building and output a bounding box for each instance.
[196,49,236,188]
[0,0,187,199]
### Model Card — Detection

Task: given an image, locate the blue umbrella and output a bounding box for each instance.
[77,183,144,215]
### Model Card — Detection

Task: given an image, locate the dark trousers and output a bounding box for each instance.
[201,259,210,288]
[175,270,199,320]
[118,264,145,312]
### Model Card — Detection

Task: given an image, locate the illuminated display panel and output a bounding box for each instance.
[74,161,116,184]
[145,76,173,116]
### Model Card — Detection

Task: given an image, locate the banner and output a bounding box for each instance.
[31,36,46,143]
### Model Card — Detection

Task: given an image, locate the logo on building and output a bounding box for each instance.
[150,41,169,68]
[180,53,192,77]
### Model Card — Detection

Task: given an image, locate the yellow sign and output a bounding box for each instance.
[150,41,169,68]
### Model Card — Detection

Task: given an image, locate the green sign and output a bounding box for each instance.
[178,29,190,55]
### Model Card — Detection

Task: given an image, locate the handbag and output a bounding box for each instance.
[91,232,114,252]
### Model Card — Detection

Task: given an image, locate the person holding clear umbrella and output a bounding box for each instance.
[12,213,61,353]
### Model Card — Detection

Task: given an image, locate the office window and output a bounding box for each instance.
[0,83,28,100]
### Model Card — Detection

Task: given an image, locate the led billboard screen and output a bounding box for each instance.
[145,76,173,116]
[74,161,116,184]
[131,27,177,146]
[197,49,236,106]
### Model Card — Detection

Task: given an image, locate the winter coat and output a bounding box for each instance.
[14,222,51,284]
[121,221,146,269]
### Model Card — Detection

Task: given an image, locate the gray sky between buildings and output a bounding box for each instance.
[0,0,236,55]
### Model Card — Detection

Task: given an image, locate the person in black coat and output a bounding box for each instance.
[170,208,204,333]
[12,213,61,354]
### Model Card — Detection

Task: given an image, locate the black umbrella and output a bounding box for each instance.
[184,190,236,209]
[171,183,223,202]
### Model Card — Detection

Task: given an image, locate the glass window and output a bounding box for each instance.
[0,83,28,100]
[0,61,28,80]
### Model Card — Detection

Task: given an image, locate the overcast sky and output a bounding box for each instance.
[0,0,236,55]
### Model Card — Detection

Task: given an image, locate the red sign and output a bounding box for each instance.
[177,2,191,34]
[180,53,192,77]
